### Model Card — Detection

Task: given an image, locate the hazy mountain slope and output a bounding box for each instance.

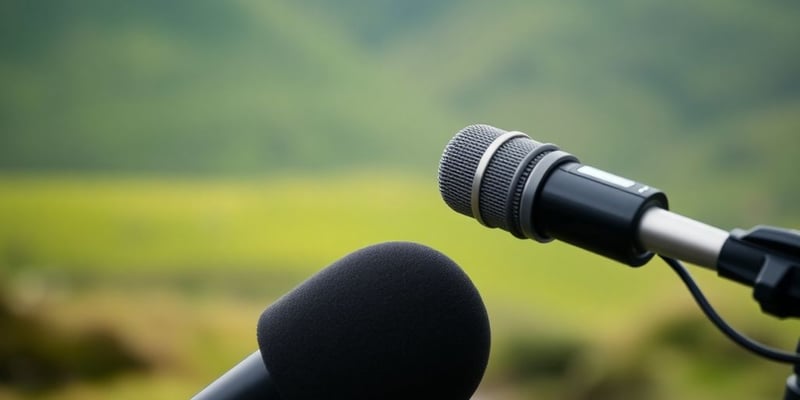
[1,1,798,221]
[382,1,800,143]
[374,0,800,223]
[0,1,457,174]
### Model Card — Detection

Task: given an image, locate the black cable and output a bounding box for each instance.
[660,255,800,364]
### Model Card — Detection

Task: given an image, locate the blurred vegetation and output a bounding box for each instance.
[0,177,798,399]
[1,1,799,399]
[0,290,149,393]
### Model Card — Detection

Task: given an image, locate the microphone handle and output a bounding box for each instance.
[638,207,729,269]
[533,161,728,268]
[192,351,280,400]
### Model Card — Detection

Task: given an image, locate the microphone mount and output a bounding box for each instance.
[717,225,800,319]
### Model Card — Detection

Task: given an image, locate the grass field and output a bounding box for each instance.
[0,173,798,399]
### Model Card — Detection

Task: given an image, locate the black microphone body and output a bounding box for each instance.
[193,242,491,400]
[438,124,668,266]
[534,161,668,266]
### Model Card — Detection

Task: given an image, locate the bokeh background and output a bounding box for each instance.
[1,1,800,399]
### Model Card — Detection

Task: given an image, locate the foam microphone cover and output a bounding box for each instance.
[257,242,490,400]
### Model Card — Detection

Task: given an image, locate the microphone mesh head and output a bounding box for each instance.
[438,124,550,235]
[438,124,502,218]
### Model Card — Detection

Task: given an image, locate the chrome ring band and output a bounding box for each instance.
[472,131,527,227]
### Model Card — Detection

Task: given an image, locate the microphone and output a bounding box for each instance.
[193,241,491,400]
[437,124,731,268]
[437,125,800,395]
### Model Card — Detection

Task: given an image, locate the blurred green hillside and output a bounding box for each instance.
[2,0,799,223]
[0,1,455,174]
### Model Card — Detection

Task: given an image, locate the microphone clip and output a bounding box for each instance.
[718,225,800,319]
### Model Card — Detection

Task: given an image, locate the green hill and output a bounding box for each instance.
[0,1,457,174]
[1,0,799,221]
[375,0,800,223]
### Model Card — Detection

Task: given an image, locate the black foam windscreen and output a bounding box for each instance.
[256,242,490,400]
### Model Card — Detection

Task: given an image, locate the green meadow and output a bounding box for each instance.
[1,174,797,399]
